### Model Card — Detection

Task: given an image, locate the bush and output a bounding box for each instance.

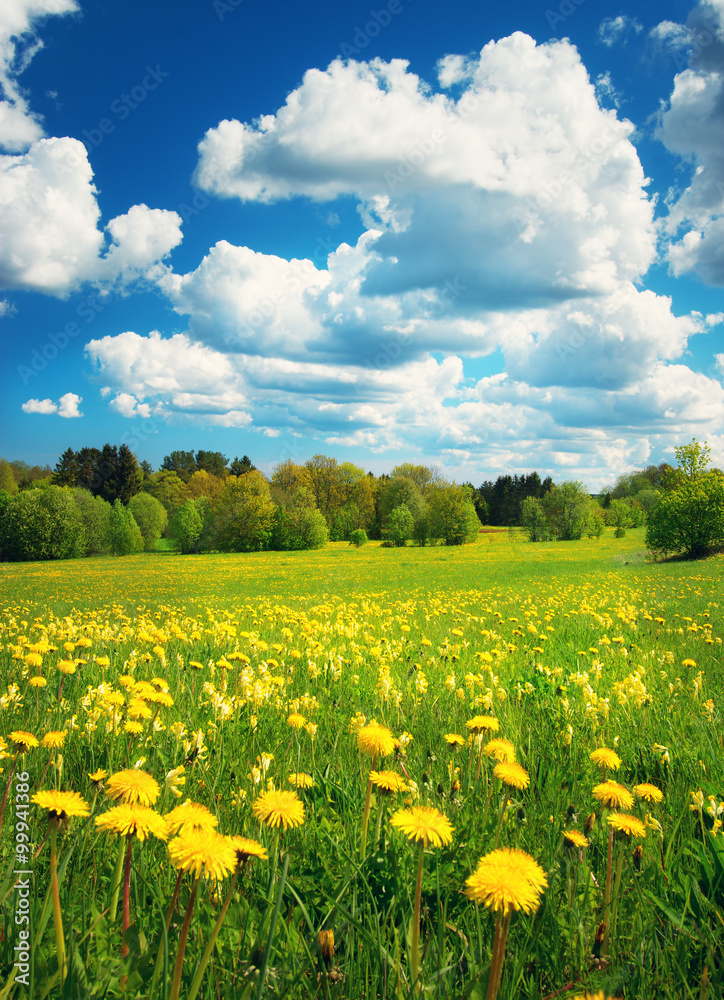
[128,493,168,551]
[349,529,367,547]
[646,473,724,558]
[0,485,85,561]
[109,500,144,556]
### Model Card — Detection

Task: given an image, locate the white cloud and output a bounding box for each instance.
[21,391,82,416]
[21,397,57,414]
[656,1,724,283]
[0,138,183,296]
[598,15,643,46]
[0,0,79,152]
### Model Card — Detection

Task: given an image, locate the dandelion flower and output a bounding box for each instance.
[252,788,305,830]
[607,813,646,838]
[9,731,39,752]
[590,748,621,771]
[96,804,169,841]
[571,992,621,1000]
[165,801,218,835]
[564,830,590,849]
[168,831,236,880]
[444,733,466,749]
[287,713,306,729]
[32,790,90,823]
[41,731,66,749]
[633,783,663,804]
[105,769,160,806]
[57,661,76,674]
[89,769,108,785]
[493,761,530,790]
[357,722,396,758]
[390,805,454,847]
[288,772,315,789]
[484,738,516,762]
[465,716,499,734]
[29,676,47,689]
[370,770,408,795]
[464,848,548,914]
[228,835,268,863]
[593,781,633,810]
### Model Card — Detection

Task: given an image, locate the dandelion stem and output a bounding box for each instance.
[411,840,425,995]
[165,870,184,931]
[360,755,377,861]
[108,835,126,924]
[121,835,134,959]
[610,841,625,956]
[50,824,67,987]
[601,823,615,958]
[486,911,511,1000]
[494,791,509,849]
[169,875,199,1000]
[187,870,239,1000]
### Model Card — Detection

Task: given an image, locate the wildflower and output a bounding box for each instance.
[29,676,47,689]
[464,848,548,914]
[370,770,408,795]
[633,783,663,804]
[9,731,39,752]
[357,722,396,758]
[168,831,236,880]
[390,805,454,847]
[493,761,529,790]
[89,769,108,785]
[288,772,315,789]
[484,738,516,762]
[32,790,90,823]
[106,769,160,807]
[590,747,621,771]
[593,781,633,810]
[57,661,76,675]
[287,713,306,729]
[165,801,218,835]
[465,715,499,734]
[95,804,169,841]
[124,720,144,735]
[41,731,67,750]
[228,835,268,864]
[252,788,305,830]
[444,733,465,749]
[165,766,186,798]
[607,813,646,839]
[564,830,590,849]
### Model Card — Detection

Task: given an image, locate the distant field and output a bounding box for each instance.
[1,528,722,999]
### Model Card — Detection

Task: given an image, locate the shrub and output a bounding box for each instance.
[349,528,367,547]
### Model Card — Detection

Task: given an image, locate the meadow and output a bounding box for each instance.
[0,528,722,999]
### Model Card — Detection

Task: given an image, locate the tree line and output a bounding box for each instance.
[0,449,482,561]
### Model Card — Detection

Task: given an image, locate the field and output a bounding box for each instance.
[0,528,722,999]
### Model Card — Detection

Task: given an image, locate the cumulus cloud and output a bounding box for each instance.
[0,0,78,152]
[0,138,183,296]
[656,0,724,283]
[598,16,643,46]
[22,391,82,416]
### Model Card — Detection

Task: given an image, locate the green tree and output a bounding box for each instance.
[52,448,78,487]
[71,489,112,555]
[169,499,204,554]
[141,470,189,517]
[646,472,724,559]
[382,504,415,546]
[128,493,168,551]
[161,450,198,482]
[428,484,480,545]
[195,450,228,478]
[520,496,550,541]
[0,486,85,561]
[675,438,711,480]
[109,500,144,556]
[349,528,367,547]
[212,470,276,552]
[229,455,255,476]
[541,481,591,540]
[0,460,18,496]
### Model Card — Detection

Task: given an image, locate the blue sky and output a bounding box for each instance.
[1,0,723,490]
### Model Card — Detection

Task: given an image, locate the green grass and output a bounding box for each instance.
[0,528,722,999]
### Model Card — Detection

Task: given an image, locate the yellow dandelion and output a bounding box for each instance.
[564,830,590,849]
[590,747,621,771]
[493,761,530,790]
[465,716,500,734]
[633,783,663,804]
[252,789,305,830]
[96,804,169,841]
[593,781,634,810]
[228,835,269,864]
[288,772,315,789]
[9,731,39,752]
[41,731,66,749]
[57,661,76,675]
[28,676,47,689]
[571,993,621,1000]
[287,713,306,729]
[357,722,396,758]
[124,720,144,735]
[484,738,516,762]
[165,800,218,835]
[105,769,160,807]
[370,770,408,795]
[390,805,454,847]
[444,733,466,748]
[88,769,108,785]
[32,790,90,823]
[168,831,236,880]
[464,847,548,914]
[607,813,646,838]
